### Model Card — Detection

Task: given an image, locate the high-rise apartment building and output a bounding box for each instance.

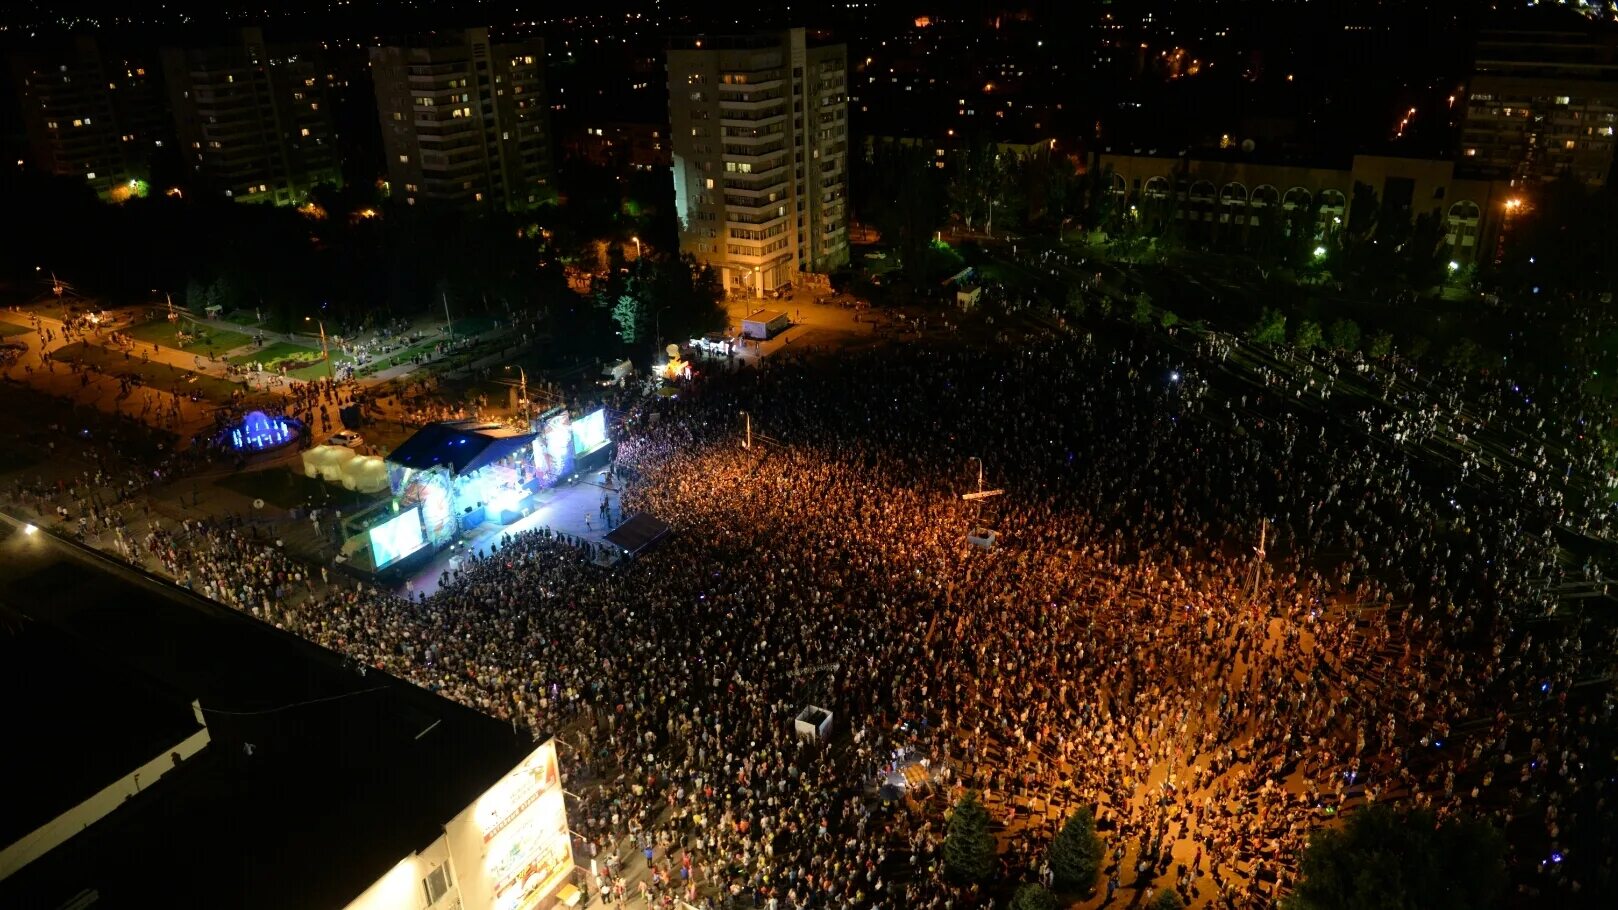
[369,29,553,210]
[1460,17,1618,186]
[12,36,167,198]
[161,28,341,204]
[667,29,849,298]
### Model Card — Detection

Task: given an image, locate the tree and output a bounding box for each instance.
[1367,331,1394,359]
[1008,883,1058,910]
[947,142,999,233]
[1327,318,1360,352]
[1065,284,1088,317]
[1293,319,1323,351]
[1160,309,1180,329]
[943,791,996,884]
[864,142,948,281]
[1049,807,1104,892]
[1444,337,1485,373]
[1285,805,1506,910]
[1408,336,1432,360]
[1132,295,1155,325]
[1149,891,1185,910]
[1249,307,1287,345]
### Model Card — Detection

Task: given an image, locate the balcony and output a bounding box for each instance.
[720,108,786,127]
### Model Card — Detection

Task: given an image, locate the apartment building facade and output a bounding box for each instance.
[1460,20,1618,186]
[369,29,553,210]
[161,28,341,204]
[12,36,167,198]
[667,29,849,298]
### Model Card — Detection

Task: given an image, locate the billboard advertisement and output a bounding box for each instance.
[446,739,573,910]
[369,506,427,570]
[571,409,608,456]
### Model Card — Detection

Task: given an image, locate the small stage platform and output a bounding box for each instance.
[603,513,671,557]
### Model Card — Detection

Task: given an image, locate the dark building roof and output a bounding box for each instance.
[386,420,538,476]
[0,520,534,910]
[0,619,202,850]
[604,513,672,557]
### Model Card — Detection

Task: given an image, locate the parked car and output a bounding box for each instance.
[326,431,365,449]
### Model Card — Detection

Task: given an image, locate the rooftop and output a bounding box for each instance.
[0,520,534,910]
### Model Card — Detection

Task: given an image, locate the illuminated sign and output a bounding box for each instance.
[446,740,573,910]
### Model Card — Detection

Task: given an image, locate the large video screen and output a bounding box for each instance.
[571,409,608,456]
[369,506,427,570]
[533,412,574,489]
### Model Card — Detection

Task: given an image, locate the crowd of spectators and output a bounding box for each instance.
[9,321,1618,909]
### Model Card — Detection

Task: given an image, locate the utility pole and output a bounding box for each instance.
[306,317,333,380]
[1249,517,1268,603]
[442,291,454,344]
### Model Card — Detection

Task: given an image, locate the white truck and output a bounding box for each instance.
[742,311,791,340]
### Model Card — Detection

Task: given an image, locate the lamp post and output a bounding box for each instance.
[654,305,670,367]
[507,365,529,424]
[305,316,334,381]
[966,456,984,494]
[631,235,642,259]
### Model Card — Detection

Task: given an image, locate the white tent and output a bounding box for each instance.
[340,455,390,493]
[300,444,356,481]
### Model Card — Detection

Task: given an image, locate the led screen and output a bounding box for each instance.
[533,412,573,489]
[369,506,427,569]
[571,409,608,456]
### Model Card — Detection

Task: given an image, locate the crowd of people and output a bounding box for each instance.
[8,312,1618,909]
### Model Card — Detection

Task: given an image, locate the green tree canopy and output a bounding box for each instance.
[1327,318,1360,352]
[1149,890,1185,910]
[1366,331,1394,358]
[1285,805,1506,910]
[1008,883,1058,910]
[1049,806,1104,892]
[1293,319,1323,351]
[943,790,996,884]
[1249,307,1288,345]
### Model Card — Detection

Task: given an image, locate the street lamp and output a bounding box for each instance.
[1312,245,1327,259]
[506,365,529,424]
[966,456,984,494]
[305,316,334,381]
[654,305,670,366]
[631,236,642,259]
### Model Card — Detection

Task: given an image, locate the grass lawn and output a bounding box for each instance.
[0,321,32,337]
[450,315,499,337]
[215,466,382,511]
[126,318,252,356]
[54,342,244,402]
[227,340,320,366]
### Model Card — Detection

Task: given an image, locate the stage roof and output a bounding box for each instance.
[604,513,672,557]
[386,420,537,477]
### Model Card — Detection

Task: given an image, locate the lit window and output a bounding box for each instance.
[300,128,310,137]
[86,171,96,179]
[399,154,409,163]
[705,178,715,189]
